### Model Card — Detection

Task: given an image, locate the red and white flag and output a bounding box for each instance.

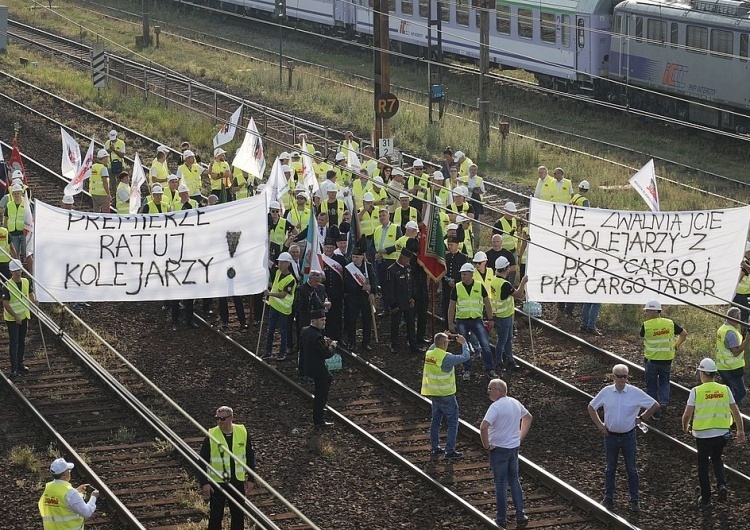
[61,127,81,181]
[9,138,27,185]
[213,105,243,149]
[629,159,659,212]
[232,117,266,180]
[65,138,95,196]
[130,153,147,214]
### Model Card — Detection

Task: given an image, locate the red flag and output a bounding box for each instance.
[418,202,446,281]
[9,138,27,185]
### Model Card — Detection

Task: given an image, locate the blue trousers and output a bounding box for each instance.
[490,447,524,524]
[494,316,514,366]
[430,395,459,454]
[265,306,289,356]
[455,318,493,372]
[644,359,671,405]
[604,429,639,502]
[581,303,601,329]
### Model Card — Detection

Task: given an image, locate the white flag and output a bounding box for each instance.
[347,147,361,173]
[23,194,34,258]
[264,157,288,210]
[300,139,319,196]
[213,105,243,149]
[64,138,95,196]
[232,117,265,179]
[629,159,659,212]
[129,153,147,214]
[60,128,81,181]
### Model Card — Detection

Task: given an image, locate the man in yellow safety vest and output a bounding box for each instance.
[715,307,749,404]
[38,458,98,529]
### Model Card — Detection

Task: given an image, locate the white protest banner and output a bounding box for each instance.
[61,128,81,181]
[629,159,659,212]
[34,195,269,302]
[526,198,750,305]
[213,105,243,149]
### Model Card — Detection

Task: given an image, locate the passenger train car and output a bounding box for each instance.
[186,0,750,132]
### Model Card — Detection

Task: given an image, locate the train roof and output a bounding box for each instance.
[615,0,750,18]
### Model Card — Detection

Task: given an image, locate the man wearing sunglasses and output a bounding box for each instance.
[199,406,256,530]
[588,364,660,514]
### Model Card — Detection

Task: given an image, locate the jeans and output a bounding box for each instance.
[208,479,246,530]
[581,303,601,329]
[490,447,524,524]
[696,435,728,504]
[7,319,28,371]
[719,368,747,403]
[494,316,514,367]
[430,395,459,453]
[265,307,289,356]
[9,233,24,260]
[644,359,671,405]
[604,429,639,502]
[456,318,493,372]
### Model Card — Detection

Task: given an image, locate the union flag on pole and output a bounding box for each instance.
[9,138,27,185]
[65,139,95,196]
[418,201,446,281]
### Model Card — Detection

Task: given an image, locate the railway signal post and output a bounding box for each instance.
[478,0,490,162]
[373,0,391,149]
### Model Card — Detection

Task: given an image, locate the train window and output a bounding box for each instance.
[614,15,622,36]
[686,25,708,53]
[561,14,571,47]
[441,2,450,22]
[541,12,556,44]
[710,29,732,57]
[670,22,678,47]
[402,0,413,16]
[419,0,428,18]
[474,0,481,28]
[457,0,469,26]
[389,0,395,13]
[496,5,510,34]
[741,34,749,61]
[635,17,643,42]
[518,8,533,39]
[647,19,666,45]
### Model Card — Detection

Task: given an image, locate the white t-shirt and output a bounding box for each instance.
[482,396,529,449]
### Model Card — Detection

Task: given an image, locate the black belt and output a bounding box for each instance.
[608,428,635,436]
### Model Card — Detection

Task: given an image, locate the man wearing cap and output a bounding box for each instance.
[352,169,371,211]
[682,358,746,511]
[443,237,469,324]
[338,131,359,157]
[369,176,390,207]
[343,244,376,351]
[312,151,330,181]
[715,307,750,404]
[387,170,406,213]
[268,201,295,263]
[159,174,178,205]
[456,215,474,257]
[733,241,750,328]
[263,252,297,360]
[2,259,36,378]
[533,166,552,199]
[386,249,422,354]
[393,193,421,235]
[211,148,233,203]
[407,159,429,210]
[588,364,660,513]
[90,149,111,213]
[357,192,380,262]
[641,300,688,418]
[448,262,495,380]
[374,208,402,315]
[491,258,528,373]
[301,309,337,428]
[453,150,473,177]
[4,183,28,259]
[115,171,131,214]
[141,185,172,214]
[493,203,519,278]
[332,152,353,187]
[231,158,254,201]
[321,238,347,341]
[460,164,485,244]
[539,167,572,203]
[177,150,208,202]
[173,184,199,211]
[287,190,311,235]
[39,457,99,529]
[294,270,330,376]
[290,151,303,176]
[571,181,591,207]
[428,171,452,207]
[448,186,474,227]
[321,185,346,229]
[61,195,75,210]
[199,406,256,530]
[150,145,171,186]
[105,129,125,181]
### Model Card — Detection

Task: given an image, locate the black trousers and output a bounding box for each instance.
[171,299,194,325]
[7,319,28,371]
[313,374,333,425]
[208,478,246,530]
[219,296,247,326]
[697,435,728,503]
[324,298,343,340]
[391,308,416,348]
[344,294,372,347]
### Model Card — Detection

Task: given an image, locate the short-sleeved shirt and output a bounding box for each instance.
[450,281,488,302]
[486,248,516,269]
[1,279,34,305]
[482,396,529,449]
[687,385,735,439]
[639,321,684,337]
[589,384,656,434]
[724,329,741,350]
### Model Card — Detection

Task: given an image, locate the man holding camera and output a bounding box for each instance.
[421,332,470,459]
[39,458,99,529]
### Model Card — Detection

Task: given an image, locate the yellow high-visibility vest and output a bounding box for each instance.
[421,347,456,396]
[716,323,745,371]
[693,381,733,431]
[643,317,677,361]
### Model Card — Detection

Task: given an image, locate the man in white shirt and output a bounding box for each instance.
[38,458,99,529]
[588,364,660,513]
[480,378,532,530]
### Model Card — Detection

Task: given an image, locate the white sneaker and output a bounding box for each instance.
[462,372,471,381]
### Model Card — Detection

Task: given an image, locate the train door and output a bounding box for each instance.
[575,16,589,76]
[334,0,357,27]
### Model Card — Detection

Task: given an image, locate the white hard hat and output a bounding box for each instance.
[279,152,290,159]
[277,252,294,263]
[335,152,347,162]
[578,180,590,190]
[459,263,475,273]
[363,192,375,202]
[446,223,458,231]
[11,170,23,180]
[269,201,281,209]
[183,150,195,158]
[291,151,300,158]
[97,148,109,159]
[399,192,410,199]
[504,201,517,213]
[392,168,404,177]
[697,358,717,373]
[373,177,384,186]
[453,150,465,162]
[62,195,74,205]
[495,256,510,270]
[9,259,22,272]
[453,186,469,197]
[157,145,170,154]
[108,129,117,139]
[472,250,488,263]
[152,185,164,194]
[405,221,419,231]
[177,184,189,193]
[167,174,179,181]
[412,158,424,168]
[11,183,22,193]
[456,215,468,223]
[214,147,226,157]
[326,185,339,193]
[432,171,444,180]
[281,165,292,173]
[643,300,662,311]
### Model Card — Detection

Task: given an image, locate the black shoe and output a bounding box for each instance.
[19,365,30,375]
[445,451,464,460]
[629,501,640,513]
[508,363,521,371]
[602,497,614,510]
[363,344,372,351]
[314,421,334,429]
[187,321,199,329]
[390,345,398,354]
[206,310,214,316]
[580,327,588,333]
[219,323,229,331]
[718,487,728,502]
[171,323,178,331]
[588,328,603,336]
[240,324,249,331]
[276,354,287,361]
[430,447,444,457]
[410,346,425,354]
[9,370,19,379]
[260,353,272,360]
[496,520,507,530]
[699,498,712,512]
[516,515,530,528]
